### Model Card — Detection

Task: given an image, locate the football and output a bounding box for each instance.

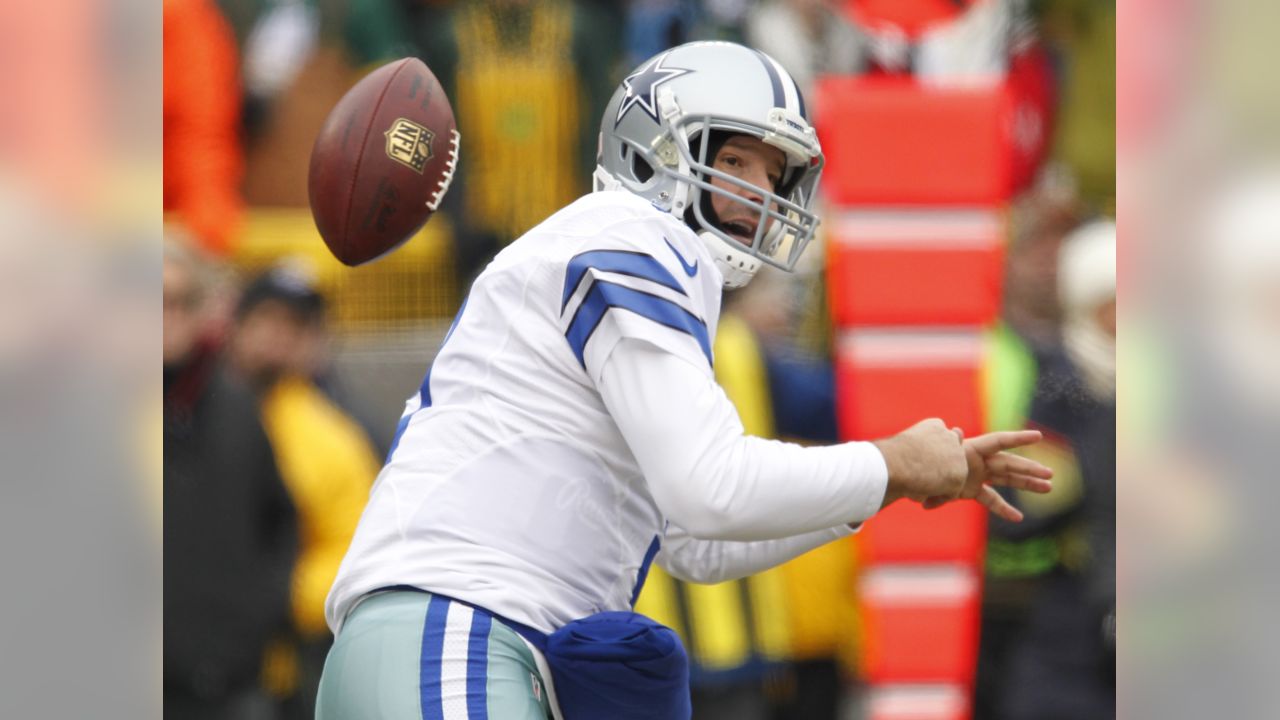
[308,57,459,266]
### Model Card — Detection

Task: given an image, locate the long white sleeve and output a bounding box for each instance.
[597,338,888,541]
[658,523,855,584]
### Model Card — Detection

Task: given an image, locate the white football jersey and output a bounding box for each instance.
[326,191,726,633]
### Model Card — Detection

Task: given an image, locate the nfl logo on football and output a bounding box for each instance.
[384,117,434,173]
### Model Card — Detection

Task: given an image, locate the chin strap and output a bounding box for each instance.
[699,230,760,289]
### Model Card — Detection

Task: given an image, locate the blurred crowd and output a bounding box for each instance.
[164,236,382,720]
[164,0,1115,265]
[162,0,1116,718]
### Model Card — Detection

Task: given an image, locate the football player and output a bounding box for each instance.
[317,41,1052,720]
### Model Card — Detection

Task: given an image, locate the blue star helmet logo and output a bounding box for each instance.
[614,53,693,128]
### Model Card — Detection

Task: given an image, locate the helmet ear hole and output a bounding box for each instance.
[632,151,654,183]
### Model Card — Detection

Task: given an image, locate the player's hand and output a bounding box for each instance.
[920,428,1054,522]
[873,418,968,508]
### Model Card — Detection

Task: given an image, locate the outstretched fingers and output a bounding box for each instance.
[967,430,1043,456]
[977,486,1024,522]
[987,452,1054,479]
[986,472,1053,494]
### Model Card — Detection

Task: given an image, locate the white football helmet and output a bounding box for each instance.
[594,41,824,289]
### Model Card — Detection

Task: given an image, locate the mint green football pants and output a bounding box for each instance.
[316,591,553,720]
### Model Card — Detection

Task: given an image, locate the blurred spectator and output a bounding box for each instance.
[221,0,410,71]
[1056,220,1116,403]
[221,0,413,205]
[622,0,757,66]
[1000,170,1087,351]
[414,0,620,281]
[163,0,245,256]
[838,0,1028,78]
[974,188,1058,718]
[984,219,1115,720]
[226,264,380,720]
[972,320,1043,720]
[912,0,1023,81]
[1036,0,1116,211]
[164,233,298,720]
[625,0,700,69]
[745,0,866,100]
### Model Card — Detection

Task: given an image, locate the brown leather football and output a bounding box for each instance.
[308,57,459,266]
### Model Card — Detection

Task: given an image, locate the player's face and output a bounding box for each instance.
[708,135,787,246]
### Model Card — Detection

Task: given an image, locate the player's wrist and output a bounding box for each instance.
[871,436,910,498]
[871,435,938,508]
[869,443,898,511]
[877,487,905,510]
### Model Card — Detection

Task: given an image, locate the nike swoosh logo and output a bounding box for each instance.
[664,237,698,277]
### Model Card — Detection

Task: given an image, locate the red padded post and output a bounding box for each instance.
[835,329,987,441]
[827,209,1006,327]
[815,76,1014,206]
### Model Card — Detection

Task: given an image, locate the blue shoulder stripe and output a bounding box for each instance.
[562,250,686,312]
[566,280,712,367]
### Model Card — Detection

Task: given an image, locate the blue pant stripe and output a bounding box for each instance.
[466,611,492,719]
[419,595,450,720]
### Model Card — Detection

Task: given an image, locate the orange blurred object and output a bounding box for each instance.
[163,0,244,256]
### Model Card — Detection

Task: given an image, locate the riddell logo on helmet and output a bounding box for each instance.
[384,117,434,173]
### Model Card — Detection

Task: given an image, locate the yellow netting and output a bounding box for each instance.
[231,208,458,332]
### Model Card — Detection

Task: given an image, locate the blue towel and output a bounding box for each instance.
[541,611,691,720]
